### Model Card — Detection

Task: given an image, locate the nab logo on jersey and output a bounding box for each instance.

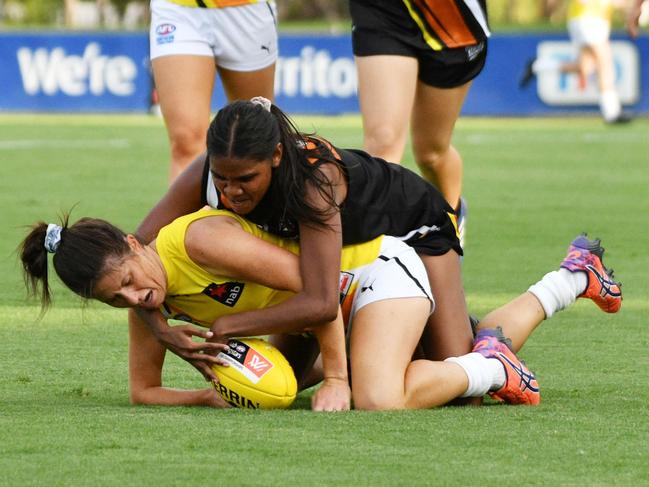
[203,282,244,307]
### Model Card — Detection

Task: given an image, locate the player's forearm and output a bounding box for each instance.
[133,307,171,338]
[130,385,224,407]
[212,293,339,338]
[311,312,348,383]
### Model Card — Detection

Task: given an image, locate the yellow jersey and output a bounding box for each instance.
[156,208,383,327]
[567,0,613,21]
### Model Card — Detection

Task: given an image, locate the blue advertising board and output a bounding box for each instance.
[0,31,647,115]
[0,32,151,112]
[464,33,649,115]
[262,35,359,114]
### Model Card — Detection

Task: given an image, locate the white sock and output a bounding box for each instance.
[600,90,621,121]
[445,353,506,397]
[532,57,560,73]
[528,269,588,319]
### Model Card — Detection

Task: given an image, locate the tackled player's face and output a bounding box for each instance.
[93,237,167,310]
[209,144,282,215]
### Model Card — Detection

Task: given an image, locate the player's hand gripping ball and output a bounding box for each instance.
[212,338,297,409]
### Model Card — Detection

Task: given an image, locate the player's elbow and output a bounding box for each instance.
[129,388,147,405]
[308,296,339,324]
[129,384,155,406]
[293,290,340,329]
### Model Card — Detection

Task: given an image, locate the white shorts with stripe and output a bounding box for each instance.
[343,236,434,332]
[149,0,278,71]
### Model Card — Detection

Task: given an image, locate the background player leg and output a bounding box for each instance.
[355,55,418,163]
[152,55,216,182]
[218,64,276,103]
[410,80,471,211]
[590,43,624,122]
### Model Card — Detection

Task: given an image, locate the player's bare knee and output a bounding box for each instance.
[364,125,405,158]
[413,145,448,173]
[353,388,404,411]
[169,127,206,162]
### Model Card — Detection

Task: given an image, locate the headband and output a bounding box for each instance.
[250,96,272,112]
[44,223,63,254]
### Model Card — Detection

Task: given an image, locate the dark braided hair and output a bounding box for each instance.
[206,100,343,227]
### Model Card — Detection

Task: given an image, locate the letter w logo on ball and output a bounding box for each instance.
[244,350,274,379]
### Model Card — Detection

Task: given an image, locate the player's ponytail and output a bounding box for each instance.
[20,215,131,312]
[20,221,55,310]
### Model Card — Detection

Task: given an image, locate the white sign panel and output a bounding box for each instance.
[536,41,639,105]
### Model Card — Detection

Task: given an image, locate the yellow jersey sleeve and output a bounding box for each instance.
[568,0,613,21]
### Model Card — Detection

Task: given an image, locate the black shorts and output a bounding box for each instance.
[403,210,463,258]
[350,0,488,88]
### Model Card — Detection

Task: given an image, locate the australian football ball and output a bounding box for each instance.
[212,338,297,409]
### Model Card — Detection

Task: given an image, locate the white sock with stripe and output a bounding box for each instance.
[445,352,506,397]
[528,269,588,318]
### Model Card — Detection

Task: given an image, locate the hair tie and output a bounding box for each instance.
[44,223,63,254]
[250,96,272,112]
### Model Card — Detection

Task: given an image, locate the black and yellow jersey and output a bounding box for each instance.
[202,137,461,257]
[350,0,489,51]
[401,0,489,50]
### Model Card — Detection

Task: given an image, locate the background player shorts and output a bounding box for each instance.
[150,0,278,71]
[568,17,611,47]
[350,0,488,88]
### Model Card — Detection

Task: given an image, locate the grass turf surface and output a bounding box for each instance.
[1,114,648,486]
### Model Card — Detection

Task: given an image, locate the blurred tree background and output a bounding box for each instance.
[0,0,632,29]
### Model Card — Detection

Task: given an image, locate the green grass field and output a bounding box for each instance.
[1,114,648,486]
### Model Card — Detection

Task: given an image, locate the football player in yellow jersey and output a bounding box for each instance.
[21,209,622,410]
[520,0,632,123]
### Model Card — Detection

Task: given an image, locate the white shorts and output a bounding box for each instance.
[149,0,278,71]
[568,17,610,48]
[342,236,434,331]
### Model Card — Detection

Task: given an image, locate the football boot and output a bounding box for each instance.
[472,328,540,406]
[560,234,622,313]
